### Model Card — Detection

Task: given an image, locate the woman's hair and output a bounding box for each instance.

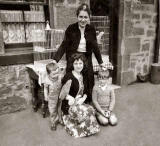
[69,53,86,72]
[46,62,58,74]
[76,3,91,17]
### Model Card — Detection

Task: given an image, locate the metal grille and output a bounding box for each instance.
[90,16,110,55]
[33,29,65,61]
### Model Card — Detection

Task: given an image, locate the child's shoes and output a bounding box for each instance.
[50,119,59,131]
[51,123,57,131]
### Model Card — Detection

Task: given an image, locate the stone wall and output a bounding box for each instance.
[0,22,4,54]
[118,0,158,85]
[0,65,32,103]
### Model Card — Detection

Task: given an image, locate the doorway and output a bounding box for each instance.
[90,0,119,84]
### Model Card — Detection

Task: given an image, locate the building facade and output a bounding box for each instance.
[0,0,159,102]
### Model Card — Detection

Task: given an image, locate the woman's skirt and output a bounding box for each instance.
[62,104,100,138]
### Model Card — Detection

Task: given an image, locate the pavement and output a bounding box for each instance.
[0,82,160,146]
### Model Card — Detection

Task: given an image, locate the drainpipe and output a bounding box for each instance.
[154,0,159,63]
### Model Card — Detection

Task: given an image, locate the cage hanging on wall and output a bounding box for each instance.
[33,22,65,62]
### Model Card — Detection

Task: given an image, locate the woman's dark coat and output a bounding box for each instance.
[53,22,103,102]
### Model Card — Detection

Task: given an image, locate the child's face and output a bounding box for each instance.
[73,59,84,73]
[98,70,110,85]
[49,65,59,79]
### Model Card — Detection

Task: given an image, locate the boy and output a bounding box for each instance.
[92,69,118,126]
[44,61,63,130]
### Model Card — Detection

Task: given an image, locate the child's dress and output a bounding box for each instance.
[92,83,115,112]
[60,72,100,138]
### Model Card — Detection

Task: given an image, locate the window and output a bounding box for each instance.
[0,0,48,52]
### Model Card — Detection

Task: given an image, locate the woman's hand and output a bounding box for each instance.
[66,95,75,106]
[76,94,87,105]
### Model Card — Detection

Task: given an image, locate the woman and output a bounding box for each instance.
[58,53,100,138]
[53,3,105,103]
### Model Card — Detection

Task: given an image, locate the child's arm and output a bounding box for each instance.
[109,89,115,111]
[92,86,106,116]
[44,84,49,101]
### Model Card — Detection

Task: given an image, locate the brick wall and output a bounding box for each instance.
[118,0,158,85]
[0,65,32,103]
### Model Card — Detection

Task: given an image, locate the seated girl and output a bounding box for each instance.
[92,69,118,126]
[58,53,100,138]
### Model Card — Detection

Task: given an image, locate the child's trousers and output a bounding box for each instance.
[48,97,59,124]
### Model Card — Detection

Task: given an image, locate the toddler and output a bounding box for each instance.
[92,69,118,126]
[44,61,63,130]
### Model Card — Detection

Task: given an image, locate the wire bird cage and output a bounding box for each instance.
[90,16,110,55]
[33,28,65,61]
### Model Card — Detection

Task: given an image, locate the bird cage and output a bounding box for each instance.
[90,16,110,55]
[33,27,65,62]
[50,29,65,50]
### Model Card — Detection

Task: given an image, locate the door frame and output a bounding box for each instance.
[109,0,119,84]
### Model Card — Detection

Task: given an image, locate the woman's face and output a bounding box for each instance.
[73,59,84,73]
[77,10,90,28]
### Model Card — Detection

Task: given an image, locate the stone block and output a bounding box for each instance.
[0,31,5,54]
[0,87,11,98]
[153,15,157,24]
[147,30,155,37]
[68,0,77,4]
[143,64,148,74]
[142,13,152,19]
[133,5,154,12]
[0,64,32,101]
[130,62,136,69]
[124,38,141,55]
[132,27,145,36]
[121,71,136,85]
[132,13,140,20]
[122,55,130,71]
[125,1,132,18]
[142,43,150,51]
[135,20,141,24]
[55,0,65,4]
[78,0,89,5]
[125,20,133,37]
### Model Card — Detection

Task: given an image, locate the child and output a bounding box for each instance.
[44,61,63,130]
[92,69,118,126]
